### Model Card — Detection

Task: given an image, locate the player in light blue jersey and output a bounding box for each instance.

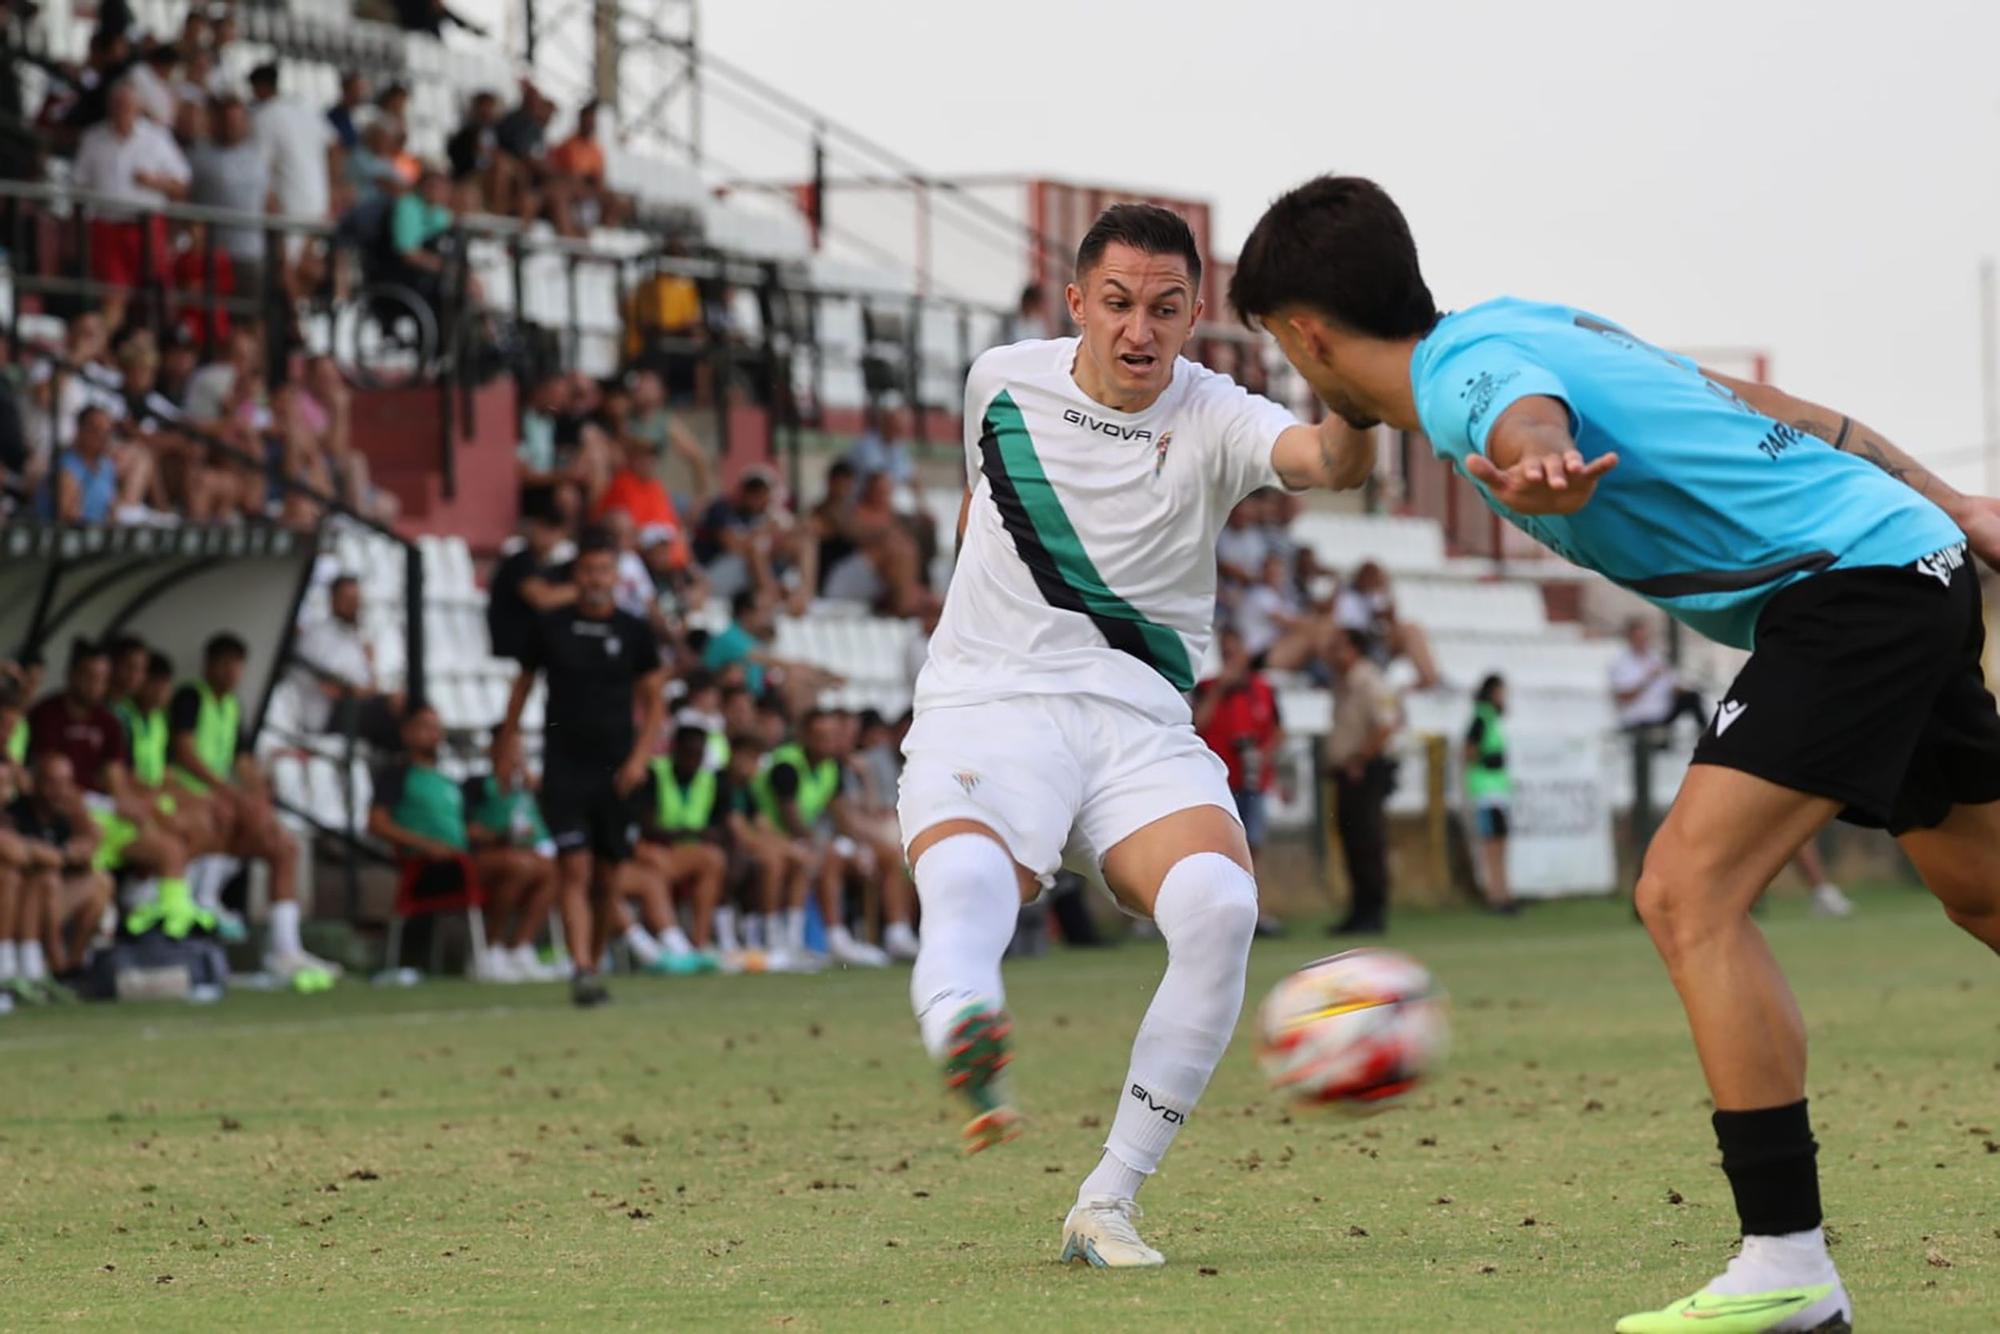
[1233,175,2000,1334]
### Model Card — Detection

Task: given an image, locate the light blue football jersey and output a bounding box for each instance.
[1411,297,1963,648]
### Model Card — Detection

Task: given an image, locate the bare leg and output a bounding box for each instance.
[556,850,597,973]
[1481,835,1513,909]
[1634,765,1838,1109]
[1898,800,2000,953]
[510,855,560,951]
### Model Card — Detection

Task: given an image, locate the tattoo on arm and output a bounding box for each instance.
[1792,414,1913,488]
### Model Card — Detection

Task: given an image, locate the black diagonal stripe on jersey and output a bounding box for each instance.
[977,398,1192,690]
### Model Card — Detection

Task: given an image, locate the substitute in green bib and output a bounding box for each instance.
[631,724,728,972]
[1463,674,1516,916]
[168,633,336,982]
[465,727,562,982]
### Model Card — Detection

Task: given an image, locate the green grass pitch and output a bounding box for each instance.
[2,885,1995,1330]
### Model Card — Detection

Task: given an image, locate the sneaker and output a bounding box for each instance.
[1060,1196,1166,1269]
[828,933,890,968]
[477,949,524,984]
[570,973,611,1008]
[264,949,345,982]
[211,907,250,945]
[1615,1282,1851,1332]
[510,946,561,982]
[1810,884,1855,918]
[942,1005,1020,1153]
[882,921,920,962]
[642,951,709,976]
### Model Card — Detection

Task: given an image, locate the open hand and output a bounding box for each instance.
[1464,448,1618,516]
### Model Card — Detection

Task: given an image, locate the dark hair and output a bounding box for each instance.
[68,637,108,667]
[329,574,359,595]
[672,723,708,750]
[575,524,618,557]
[0,676,19,711]
[1339,629,1372,658]
[1475,673,1505,705]
[248,62,278,91]
[205,632,248,662]
[826,459,856,484]
[106,633,146,661]
[684,627,711,656]
[729,588,759,620]
[519,483,562,526]
[682,670,717,697]
[1018,283,1045,312]
[73,403,109,434]
[1075,203,1202,287]
[146,651,174,681]
[1229,176,1439,339]
[738,472,772,495]
[17,648,43,671]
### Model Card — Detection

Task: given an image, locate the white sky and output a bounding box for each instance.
[701,0,2000,490]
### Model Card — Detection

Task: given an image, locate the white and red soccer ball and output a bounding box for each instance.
[1255,948,1449,1108]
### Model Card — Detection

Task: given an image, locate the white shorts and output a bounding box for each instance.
[898,693,1239,885]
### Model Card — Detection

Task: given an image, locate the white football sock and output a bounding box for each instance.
[1090,853,1258,1202]
[784,907,806,953]
[908,833,1019,1060]
[623,923,662,965]
[713,906,741,953]
[268,900,303,957]
[746,913,771,950]
[658,925,694,956]
[20,940,47,982]
[0,940,17,981]
[1706,1228,1841,1294]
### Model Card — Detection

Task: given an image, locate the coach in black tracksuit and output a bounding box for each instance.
[499,525,665,1007]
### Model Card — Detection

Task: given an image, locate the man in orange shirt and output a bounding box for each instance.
[547,101,627,230]
[596,434,689,573]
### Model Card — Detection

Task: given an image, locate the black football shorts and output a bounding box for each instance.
[1691,542,2000,834]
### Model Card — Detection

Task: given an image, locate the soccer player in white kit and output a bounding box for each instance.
[898,204,1372,1267]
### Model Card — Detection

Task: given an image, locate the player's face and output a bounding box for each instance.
[1067,244,1201,408]
[70,655,110,704]
[1260,311,1380,430]
[575,550,618,609]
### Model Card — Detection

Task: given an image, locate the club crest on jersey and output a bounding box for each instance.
[952,770,980,794]
[605,636,622,657]
[1153,430,1174,478]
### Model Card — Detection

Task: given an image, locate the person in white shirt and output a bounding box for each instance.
[247,63,334,249]
[899,204,1374,1267]
[72,83,190,328]
[121,46,181,125]
[290,575,403,744]
[1608,616,1705,730]
[1334,560,1440,688]
[1611,616,1854,918]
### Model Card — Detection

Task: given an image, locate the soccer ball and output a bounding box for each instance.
[1254,948,1448,1109]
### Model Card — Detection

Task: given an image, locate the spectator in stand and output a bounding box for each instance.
[1606,617,1853,919]
[369,704,556,983]
[167,218,238,348]
[623,252,704,401]
[395,0,489,38]
[1215,494,1269,590]
[487,486,576,663]
[1462,674,1518,916]
[445,91,521,216]
[289,574,403,744]
[326,71,369,151]
[390,168,481,319]
[25,311,123,477]
[112,326,225,520]
[703,587,841,717]
[842,710,920,960]
[1001,282,1055,344]
[850,470,931,615]
[72,81,190,328]
[1193,625,1287,937]
[750,710,886,967]
[169,93,207,156]
[343,119,404,208]
[1609,616,1706,732]
[121,43,180,125]
[1236,551,1323,671]
[694,470,810,609]
[596,432,691,568]
[844,406,916,496]
[51,28,135,141]
[168,633,336,980]
[188,94,271,305]
[626,368,711,508]
[546,100,626,232]
[1325,629,1402,936]
[1336,560,1441,689]
[43,405,154,524]
[182,323,259,425]
[157,326,198,409]
[248,64,334,256]
[494,84,553,171]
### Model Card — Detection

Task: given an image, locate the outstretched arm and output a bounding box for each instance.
[1462,395,1618,515]
[1272,417,1375,491]
[1706,369,2000,570]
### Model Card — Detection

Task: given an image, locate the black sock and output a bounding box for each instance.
[1712,1099,1823,1237]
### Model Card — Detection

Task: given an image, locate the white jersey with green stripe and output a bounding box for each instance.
[916,337,1300,726]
